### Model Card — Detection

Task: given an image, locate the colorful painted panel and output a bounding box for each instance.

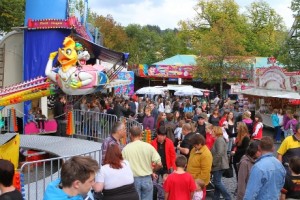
[114,71,135,95]
[138,64,193,78]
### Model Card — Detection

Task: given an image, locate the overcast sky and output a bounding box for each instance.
[89,0,294,30]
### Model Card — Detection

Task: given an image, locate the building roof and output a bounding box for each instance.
[153,54,197,66]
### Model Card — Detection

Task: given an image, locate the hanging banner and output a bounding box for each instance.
[138,64,193,78]
[114,71,135,95]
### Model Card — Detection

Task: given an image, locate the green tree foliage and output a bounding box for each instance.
[181,0,249,96]
[278,0,300,71]
[245,1,287,56]
[178,0,288,95]
[0,0,25,32]
[89,13,129,52]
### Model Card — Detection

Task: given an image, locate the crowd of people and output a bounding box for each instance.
[2,93,300,200]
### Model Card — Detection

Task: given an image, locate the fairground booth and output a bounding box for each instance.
[240,57,300,127]
[0,0,133,133]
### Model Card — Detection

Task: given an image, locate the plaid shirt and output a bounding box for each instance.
[101,135,124,164]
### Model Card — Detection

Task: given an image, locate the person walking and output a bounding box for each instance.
[163,155,196,200]
[271,109,281,143]
[236,141,261,200]
[277,123,300,167]
[187,134,213,199]
[151,126,176,200]
[211,126,231,200]
[243,136,286,200]
[122,126,162,200]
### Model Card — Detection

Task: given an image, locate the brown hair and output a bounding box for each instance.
[175,155,187,168]
[237,122,249,146]
[254,113,263,122]
[61,156,99,187]
[190,134,206,146]
[259,136,274,152]
[103,144,123,169]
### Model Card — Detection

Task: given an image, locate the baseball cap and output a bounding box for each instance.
[198,113,207,119]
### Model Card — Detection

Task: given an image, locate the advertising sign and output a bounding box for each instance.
[139,64,193,78]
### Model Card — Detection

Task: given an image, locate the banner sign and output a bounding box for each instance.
[114,71,135,95]
[27,17,91,40]
[139,64,193,78]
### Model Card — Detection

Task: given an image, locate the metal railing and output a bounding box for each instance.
[72,109,143,141]
[72,109,118,141]
[20,149,101,200]
[18,111,143,199]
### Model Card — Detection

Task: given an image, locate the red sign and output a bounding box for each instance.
[27,17,91,41]
[28,19,70,29]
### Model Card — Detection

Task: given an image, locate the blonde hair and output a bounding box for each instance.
[242,111,251,119]
[213,126,223,137]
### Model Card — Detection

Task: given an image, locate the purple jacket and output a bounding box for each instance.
[143,115,154,130]
[285,119,298,134]
[282,114,291,130]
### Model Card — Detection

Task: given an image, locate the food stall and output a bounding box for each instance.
[240,63,300,128]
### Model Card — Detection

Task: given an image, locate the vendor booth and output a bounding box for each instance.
[241,62,300,127]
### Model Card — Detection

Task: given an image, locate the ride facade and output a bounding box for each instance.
[0,0,130,129]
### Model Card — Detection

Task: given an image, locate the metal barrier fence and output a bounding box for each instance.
[120,116,143,137]
[17,112,143,200]
[72,109,118,141]
[20,149,101,200]
[72,110,143,141]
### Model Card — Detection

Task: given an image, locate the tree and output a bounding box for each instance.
[180,0,250,97]
[278,0,300,71]
[194,18,251,97]
[0,0,25,32]
[245,1,287,57]
[89,13,128,52]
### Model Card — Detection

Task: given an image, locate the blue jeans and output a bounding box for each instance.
[134,175,153,200]
[212,170,231,200]
[275,126,281,141]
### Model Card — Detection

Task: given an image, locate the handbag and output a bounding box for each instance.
[223,155,234,178]
[222,166,234,178]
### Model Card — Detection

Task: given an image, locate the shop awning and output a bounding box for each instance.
[241,88,300,100]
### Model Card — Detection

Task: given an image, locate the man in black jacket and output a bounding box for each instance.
[53,94,67,136]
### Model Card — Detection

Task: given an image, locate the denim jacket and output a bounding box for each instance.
[243,153,286,200]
